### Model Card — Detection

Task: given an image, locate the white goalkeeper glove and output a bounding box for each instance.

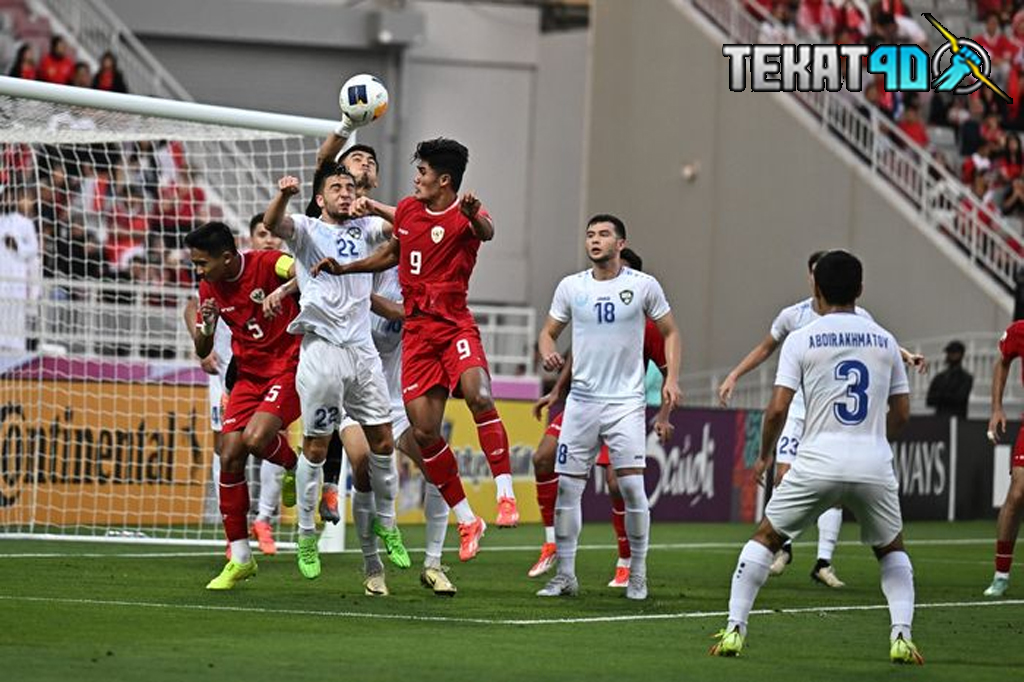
[334,112,365,139]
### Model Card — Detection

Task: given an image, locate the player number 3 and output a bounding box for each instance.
[833,359,869,426]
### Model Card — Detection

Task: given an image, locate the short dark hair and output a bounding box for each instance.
[184,221,237,256]
[339,144,379,171]
[808,250,828,272]
[621,247,643,271]
[813,250,862,306]
[587,213,627,240]
[415,137,469,192]
[248,212,265,235]
[306,162,355,217]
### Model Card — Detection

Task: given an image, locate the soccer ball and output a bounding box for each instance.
[339,74,389,125]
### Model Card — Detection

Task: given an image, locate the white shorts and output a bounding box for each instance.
[555,395,646,476]
[208,374,225,433]
[297,334,392,437]
[776,414,804,465]
[766,465,903,547]
[341,407,409,441]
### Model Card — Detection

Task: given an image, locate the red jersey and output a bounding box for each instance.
[38,54,74,85]
[643,317,667,371]
[392,196,488,321]
[197,250,300,379]
[999,321,1024,384]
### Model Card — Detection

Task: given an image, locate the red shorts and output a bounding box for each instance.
[1013,424,1024,468]
[222,370,300,434]
[401,315,490,404]
[544,411,611,465]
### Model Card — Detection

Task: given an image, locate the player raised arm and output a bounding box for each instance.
[718,333,780,407]
[653,312,682,411]
[192,297,220,360]
[460,192,494,241]
[263,176,301,240]
[351,196,396,226]
[315,112,361,168]
[264,269,299,320]
[989,354,1014,443]
[312,236,399,277]
[538,316,568,372]
[183,296,220,373]
[899,347,928,374]
[756,385,795,486]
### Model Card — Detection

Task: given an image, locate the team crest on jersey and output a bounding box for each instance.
[346,227,362,239]
[619,290,634,305]
[431,226,445,243]
[249,288,266,304]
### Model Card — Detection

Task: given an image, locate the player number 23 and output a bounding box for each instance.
[832,359,869,426]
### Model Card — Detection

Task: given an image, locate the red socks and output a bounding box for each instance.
[474,409,512,477]
[258,433,298,469]
[611,494,631,560]
[421,438,467,508]
[218,470,249,542]
[996,540,1015,573]
[535,471,558,528]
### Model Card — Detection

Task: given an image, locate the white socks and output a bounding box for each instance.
[212,453,221,506]
[352,489,383,575]
[554,476,586,577]
[817,507,843,562]
[618,474,650,580]
[257,460,284,523]
[423,483,449,568]
[544,526,556,544]
[230,539,252,564]
[295,454,323,534]
[495,473,515,499]
[879,551,915,641]
[369,452,398,531]
[726,540,774,636]
[452,499,475,525]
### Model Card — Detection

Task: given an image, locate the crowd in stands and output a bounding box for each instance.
[7,36,128,93]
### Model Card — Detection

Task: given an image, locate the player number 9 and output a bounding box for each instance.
[410,250,422,275]
[456,338,472,360]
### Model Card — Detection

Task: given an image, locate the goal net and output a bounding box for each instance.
[0,86,328,545]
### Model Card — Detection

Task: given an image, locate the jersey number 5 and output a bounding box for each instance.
[833,359,869,426]
[246,320,264,340]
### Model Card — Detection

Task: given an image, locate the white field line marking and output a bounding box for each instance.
[0,536,996,559]
[0,594,1021,626]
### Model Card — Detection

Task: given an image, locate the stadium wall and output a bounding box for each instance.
[102,0,586,315]
[584,0,1012,373]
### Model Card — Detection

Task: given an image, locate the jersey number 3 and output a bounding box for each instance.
[833,359,869,426]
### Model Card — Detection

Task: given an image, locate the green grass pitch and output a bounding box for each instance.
[1,521,1022,681]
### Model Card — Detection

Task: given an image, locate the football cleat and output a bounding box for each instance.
[281,467,297,508]
[625,573,647,600]
[205,558,257,590]
[528,543,558,578]
[889,635,924,665]
[709,628,744,657]
[811,563,845,588]
[296,534,321,579]
[421,565,458,596]
[363,571,389,597]
[319,483,341,525]
[536,572,579,597]
[458,517,486,562]
[984,576,1010,598]
[608,565,630,588]
[496,496,520,528]
[250,520,277,555]
[768,547,792,576]
[373,519,411,569]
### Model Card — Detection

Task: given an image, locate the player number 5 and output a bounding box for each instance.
[410,250,422,275]
[247,320,264,340]
[265,385,282,402]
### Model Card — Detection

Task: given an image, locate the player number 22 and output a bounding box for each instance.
[410,250,422,275]
[833,359,869,426]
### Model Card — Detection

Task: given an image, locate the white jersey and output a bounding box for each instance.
[212,319,232,381]
[549,267,671,405]
[770,297,873,420]
[775,312,909,484]
[285,214,386,346]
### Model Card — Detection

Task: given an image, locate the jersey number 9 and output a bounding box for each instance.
[410,250,422,275]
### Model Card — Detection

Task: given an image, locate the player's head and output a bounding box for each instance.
[339,144,379,194]
[585,213,627,266]
[413,137,468,202]
[248,212,282,251]
[621,248,643,271]
[806,250,828,289]
[185,221,239,283]
[313,161,357,224]
[812,249,863,307]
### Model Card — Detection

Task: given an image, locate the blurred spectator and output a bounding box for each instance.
[975,14,1015,86]
[1001,176,1024,216]
[926,340,973,419]
[38,35,74,85]
[157,167,207,248]
[959,97,987,156]
[1014,265,1024,320]
[7,43,36,80]
[70,61,91,88]
[92,51,127,93]
[977,0,1015,25]
[796,0,836,41]
[898,104,929,148]
[0,188,40,352]
[758,2,795,43]
[997,133,1023,181]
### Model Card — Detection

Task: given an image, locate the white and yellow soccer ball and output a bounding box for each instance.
[339,74,389,125]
